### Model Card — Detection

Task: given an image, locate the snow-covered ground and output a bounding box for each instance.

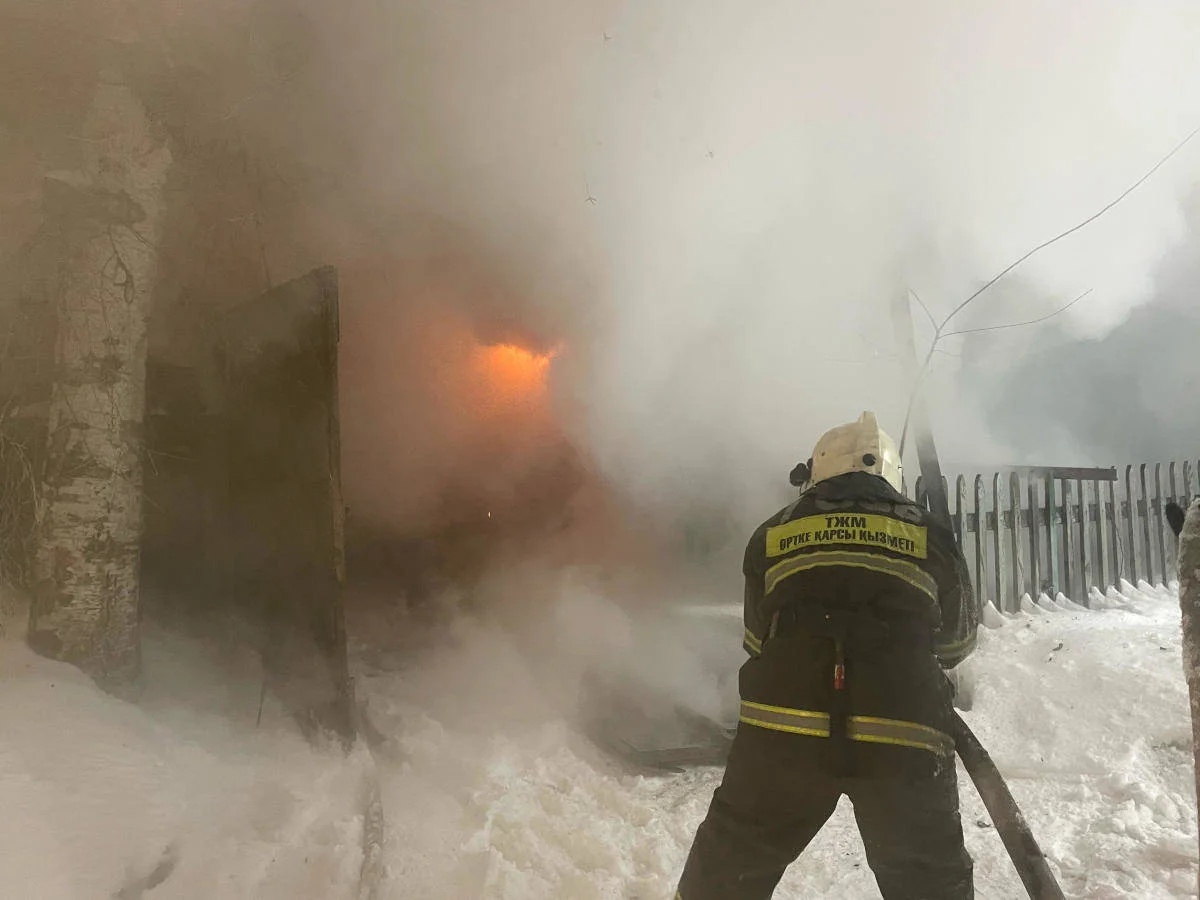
[1,578,1196,899]
[356,579,1199,899]
[0,626,369,900]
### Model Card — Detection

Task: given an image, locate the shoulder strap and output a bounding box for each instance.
[777,496,804,525]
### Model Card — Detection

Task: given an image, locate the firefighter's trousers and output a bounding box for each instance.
[676,724,973,900]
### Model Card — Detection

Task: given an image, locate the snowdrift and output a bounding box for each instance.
[353,582,1200,898]
[2,581,1197,898]
[0,629,370,900]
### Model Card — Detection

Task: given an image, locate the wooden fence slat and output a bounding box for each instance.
[1140,464,1154,585]
[1009,472,1022,611]
[921,459,1192,608]
[1155,463,1168,584]
[1125,465,1138,584]
[1028,477,1040,599]
[954,475,966,548]
[1107,478,1119,589]
[1061,479,1074,599]
[1169,462,1181,581]
[992,473,1002,610]
[1059,477,1069,595]
[974,475,985,606]
[1045,475,1059,597]
[1080,480,1089,607]
[1092,479,1105,600]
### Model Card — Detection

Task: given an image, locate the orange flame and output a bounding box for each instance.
[473,342,557,411]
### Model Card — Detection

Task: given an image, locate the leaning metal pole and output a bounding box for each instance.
[892,291,1065,900]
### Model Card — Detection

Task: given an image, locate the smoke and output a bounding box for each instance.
[166,2,1200,525]
[6,0,1200,557]
[566,1,1200,515]
[975,200,1200,464]
[8,0,1200,807]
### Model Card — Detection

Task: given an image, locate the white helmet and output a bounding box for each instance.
[809,411,903,492]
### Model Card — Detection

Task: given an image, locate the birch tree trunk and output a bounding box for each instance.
[1176,498,1200,896]
[27,69,171,692]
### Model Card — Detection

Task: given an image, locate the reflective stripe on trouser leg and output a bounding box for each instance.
[739,701,953,756]
[738,701,830,737]
[848,715,954,755]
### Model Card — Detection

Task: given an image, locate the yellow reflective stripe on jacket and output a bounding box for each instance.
[935,631,977,660]
[743,628,763,656]
[738,701,953,756]
[763,549,938,603]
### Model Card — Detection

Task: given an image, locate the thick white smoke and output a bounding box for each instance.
[560,0,1200,518]
[6,0,1200,546]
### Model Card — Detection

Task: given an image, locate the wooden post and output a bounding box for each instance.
[1175,499,1200,897]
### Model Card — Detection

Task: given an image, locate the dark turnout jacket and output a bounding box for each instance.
[737,472,977,774]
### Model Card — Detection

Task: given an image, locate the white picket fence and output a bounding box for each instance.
[912,461,1197,613]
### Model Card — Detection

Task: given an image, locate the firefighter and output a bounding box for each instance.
[676,411,978,900]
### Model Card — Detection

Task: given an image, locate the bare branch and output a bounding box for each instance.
[940,123,1200,334]
[942,288,1094,338]
[910,288,938,332]
[897,121,1200,455]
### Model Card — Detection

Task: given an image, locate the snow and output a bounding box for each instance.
[2,579,1197,899]
[354,580,1198,899]
[0,626,368,900]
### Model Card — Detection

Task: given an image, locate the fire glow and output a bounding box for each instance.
[472,342,557,412]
